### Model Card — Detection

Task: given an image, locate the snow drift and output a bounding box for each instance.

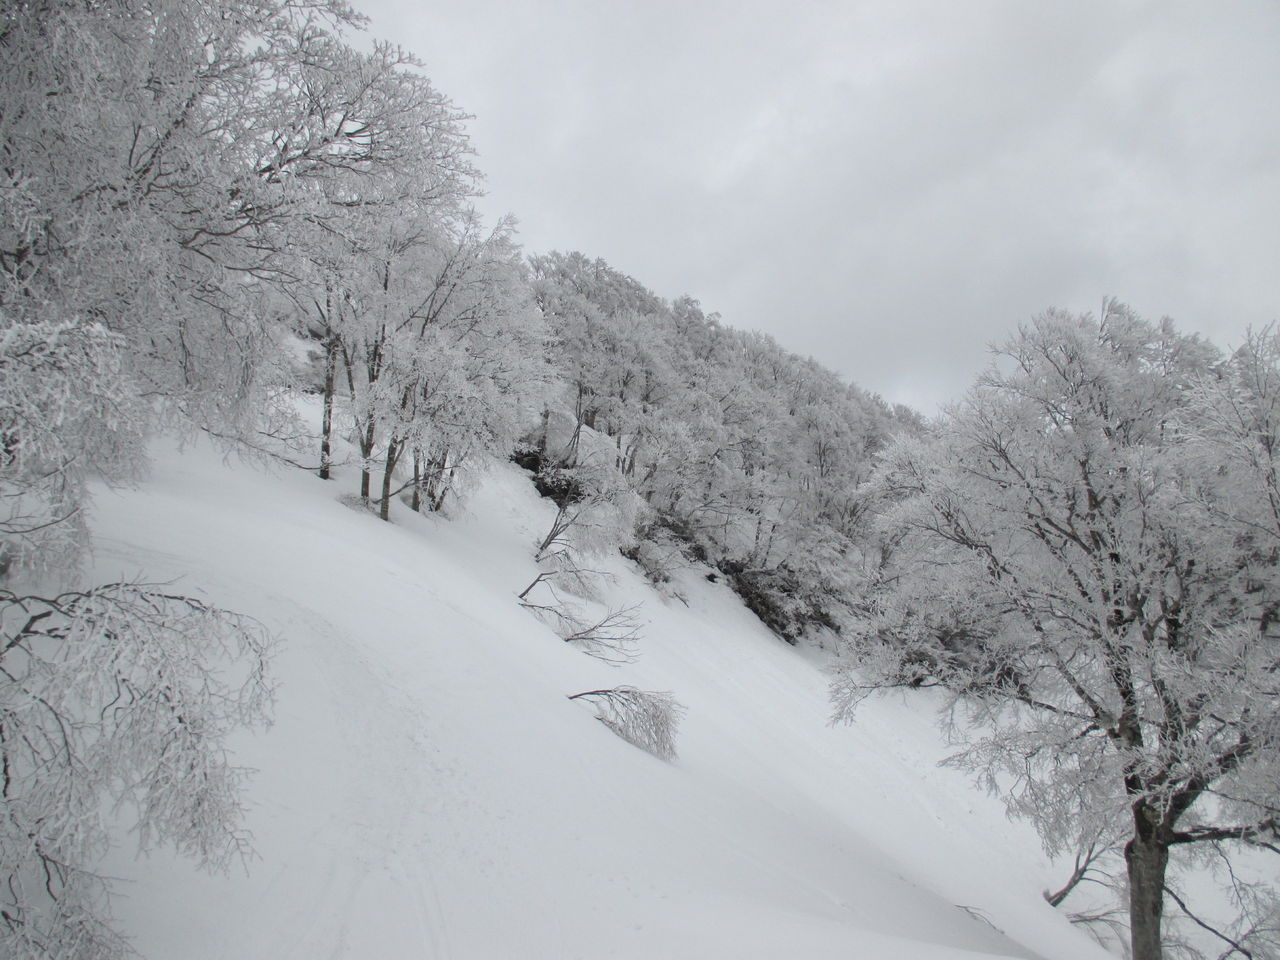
[87,437,1111,959]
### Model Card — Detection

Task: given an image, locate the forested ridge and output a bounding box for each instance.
[2,3,1278,959]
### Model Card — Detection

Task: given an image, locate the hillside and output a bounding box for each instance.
[85,435,1112,960]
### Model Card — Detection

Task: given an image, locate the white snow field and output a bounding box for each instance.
[88,436,1114,960]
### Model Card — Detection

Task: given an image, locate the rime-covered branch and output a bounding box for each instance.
[568,687,686,761]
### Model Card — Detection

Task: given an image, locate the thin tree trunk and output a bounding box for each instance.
[565,420,582,468]
[411,448,421,513]
[428,450,452,512]
[1126,830,1170,960]
[537,407,550,457]
[432,460,453,514]
[339,345,373,501]
[563,385,585,466]
[319,332,337,480]
[380,437,402,522]
[359,418,375,501]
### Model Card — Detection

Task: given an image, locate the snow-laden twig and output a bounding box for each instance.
[568,687,685,761]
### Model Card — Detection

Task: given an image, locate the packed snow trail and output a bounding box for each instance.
[90,437,1111,959]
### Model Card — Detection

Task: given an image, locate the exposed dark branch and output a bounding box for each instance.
[1164,884,1253,959]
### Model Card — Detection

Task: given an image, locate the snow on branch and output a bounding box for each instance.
[0,582,276,959]
[521,594,642,665]
[568,686,686,762]
[561,605,643,664]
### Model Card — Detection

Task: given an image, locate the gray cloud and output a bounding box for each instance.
[356,0,1280,412]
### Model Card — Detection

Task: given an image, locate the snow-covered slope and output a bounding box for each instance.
[88,438,1112,960]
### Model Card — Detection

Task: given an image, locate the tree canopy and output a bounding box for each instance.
[835,305,1280,959]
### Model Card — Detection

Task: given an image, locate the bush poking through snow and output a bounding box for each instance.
[568,687,685,761]
[521,598,642,665]
[561,606,643,664]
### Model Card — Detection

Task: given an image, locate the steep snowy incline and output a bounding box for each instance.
[88,438,1111,960]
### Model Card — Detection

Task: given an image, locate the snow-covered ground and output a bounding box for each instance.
[88,436,1113,959]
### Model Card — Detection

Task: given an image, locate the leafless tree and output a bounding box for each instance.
[568,687,685,762]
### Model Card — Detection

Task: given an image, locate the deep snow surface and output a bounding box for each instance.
[88,437,1114,959]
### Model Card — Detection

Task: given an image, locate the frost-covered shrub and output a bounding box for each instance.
[568,687,686,762]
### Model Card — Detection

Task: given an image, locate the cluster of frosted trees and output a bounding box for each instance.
[5,3,1280,959]
[0,2,537,956]
[525,252,918,641]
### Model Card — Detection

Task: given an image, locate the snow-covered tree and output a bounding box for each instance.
[0,0,365,445]
[0,3,392,954]
[834,305,1280,960]
[274,37,480,483]
[526,252,901,643]
[0,583,274,960]
[0,321,145,579]
[333,209,544,519]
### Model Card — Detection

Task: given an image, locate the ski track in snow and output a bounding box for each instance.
[87,434,1112,960]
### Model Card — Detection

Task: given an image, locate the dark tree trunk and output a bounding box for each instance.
[319,333,337,480]
[339,346,374,502]
[563,385,585,466]
[1125,827,1170,960]
[430,450,454,512]
[421,449,453,512]
[379,437,402,522]
[359,418,375,501]
[537,407,550,456]
[411,448,421,513]
[423,453,440,511]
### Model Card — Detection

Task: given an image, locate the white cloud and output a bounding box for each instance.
[355,0,1280,411]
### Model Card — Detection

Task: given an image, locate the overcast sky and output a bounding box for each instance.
[351,0,1280,413]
